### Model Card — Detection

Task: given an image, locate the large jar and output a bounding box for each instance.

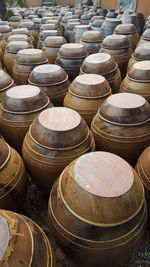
[121,13,140,34]
[0,70,14,102]
[91,19,105,32]
[71,25,91,43]
[0,33,7,53]
[120,61,150,103]
[11,28,34,46]
[0,25,11,41]
[80,30,104,55]
[64,74,111,126]
[0,139,27,211]
[7,34,33,46]
[56,43,88,82]
[80,53,122,93]
[101,18,121,37]
[48,151,146,267]
[0,209,55,266]
[0,85,52,153]
[37,30,60,49]
[22,107,95,195]
[29,64,70,106]
[9,15,22,29]
[91,93,150,165]
[13,48,48,85]
[100,34,132,78]
[64,21,81,42]
[19,21,38,47]
[128,43,150,71]
[137,28,150,46]
[114,24,139,50]
[43,36,66,64]
[4,41,31,78]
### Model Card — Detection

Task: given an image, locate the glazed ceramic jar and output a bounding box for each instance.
[120,61,150,102]
[22,107,95,195]
[128,43,150,71]
[100,34,132,78]
[64,74,112,126]
[48,151,146,266]
[91,93,150,165]
[80,53,122,93]
[56,43,88,82]
[71,25,91,43]
[13,48,48,85]
[0,139,27,211]
[101,18,121,37]
[91,19,105,32]
[9,15,22,29]
[121,13,140,34]
[28,64,70,106]
[43,36,66,64]
[0,85,52,153]
[0,33,7,53]
[114,24,139,50]
[137,28,150,46]
[0,209,55,266]
[0,25,11,41]
[11,28,34,45]
[19,21,39,47]
[7,34,32,46]
[80,30,104,54]
[37,30,60,49]
[64,21,81,42]
[0,70,14,102]
[4,41,31,78]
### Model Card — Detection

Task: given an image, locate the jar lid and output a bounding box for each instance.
[5,41,31,53]
[133,43,150,60]
[0,25,11,33]
[114,23,137,34]
[39,30,59,41]
[142,28,150,41]
[15,48,48,65]
[0,70,13,91]
[101,34,131,49]
[8,34,30,43]
[57,43,88,59]
[0,215,9,260]
[0,139,10,170]
[81,30,104,43]
[128,61,150,82]
[11,28,29,35]
[44,36,67,48]
[99,93,150,125]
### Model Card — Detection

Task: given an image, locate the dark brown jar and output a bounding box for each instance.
[0,70,14,102]
[48,151,146,267]
[80,53,122,93]
[28,64,70,106]
[0,85,52,153]
[0,209,55,266]
[0,138,27,211]
[22,107,95,195]
[13,48,48,85]
[91,93,150,165]
[137,28,150,46]
[100,34,132,79]
[114,24,139,50]
[128,43,150,71]
[71,25,91,43]
[56,43,88,82]
[80,30,104,55]
[64,74,112,126]
[101,18,121,37]
[120,61,150,103]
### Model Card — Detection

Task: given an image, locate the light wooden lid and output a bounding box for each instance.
[73,152,134,198]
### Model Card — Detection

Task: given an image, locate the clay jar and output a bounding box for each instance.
[120,61,150,103]
[0,209,55,266]
[48,151,146,267]
[71,25,91,43]
[91,93,150,165]
[80,30,104,55]
[43,36,67,64]
[100,34,132,78]
[64,22,81,43]
[28,64,70,106]
[0,85,52,154]
[13,48,48,85]
[91,19,105,32]
[64,74,112,126]
[128,43,150,71]
[101,18,121,37]
[4,41,31,78]
[0,25,11,41]
[56,43,88,82]
[114,24,139,50]
[11,28,34,46]
[22,107,95,195]
[136,146,150,222]
[0,139,27,211]
[37,30,60,49]
[9,15,22,29]
[138,28,150,46]
[7,34,32,46]
[0,33,7,53]
[80,53,122,93]
[0,70,14,102]
[19,21,38,47]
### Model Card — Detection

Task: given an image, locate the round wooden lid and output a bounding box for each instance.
[0,139,10,170]
[73,152,134,198]
[39,107,81,131]
[0,215,9,261]
[7,85,40,99]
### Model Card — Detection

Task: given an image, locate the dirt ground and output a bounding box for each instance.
[24,181,150,267]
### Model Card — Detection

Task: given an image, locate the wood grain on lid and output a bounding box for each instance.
[39,107,81,131]
[0,216,9,261]
[107,93,145,109]
[73,152,134,197]
[34,64,60,73]
[86,53,111,63]
[7,85,40,99]
[134,61,150,70]
[18,49,42,55]
[75,74,105,85]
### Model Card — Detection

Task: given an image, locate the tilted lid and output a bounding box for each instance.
[99,93,150,125]
[5,41,31,53]
[70,74,111,98]
[128,61,150,82]
[57,43,88,59]
[133,43,150,60]
[1,85,50,114]
[0,139,10,170]
[101,34,131,49]
[15,49,48,65]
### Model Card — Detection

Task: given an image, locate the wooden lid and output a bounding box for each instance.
[39,107,81,131]
[73,152,134,197]
[57,43,88,59]
[99,93,150,125]
[15,48,48,65]
[128,61,150,81]
[0,215,9,261]
[0,139,10,170]
[1,85,50,113]
[70,74,111,98]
